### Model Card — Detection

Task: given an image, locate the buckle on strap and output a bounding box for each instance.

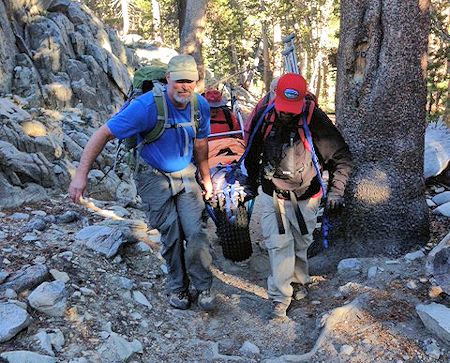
[272,190,309,236]
[275,189,290,200]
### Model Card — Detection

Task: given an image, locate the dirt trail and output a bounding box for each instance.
[0,194,449,362]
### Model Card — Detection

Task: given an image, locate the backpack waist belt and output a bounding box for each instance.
[272,191,309,236]
[138,160,195,196]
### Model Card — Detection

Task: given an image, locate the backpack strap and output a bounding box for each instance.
[262,111,276,141]
[290,191,309,235]
[173,93,199,156]
[272,190,286,234]
[297,99,315,150]
[142,85,168,144]
[238,102,274,164]
[141,88,199,145]
[299,100,327,197]
[190,93,200,136]
[221,106,235,131]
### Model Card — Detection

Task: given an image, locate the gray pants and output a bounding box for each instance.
[259,192,320,306]
[136,163,212,294]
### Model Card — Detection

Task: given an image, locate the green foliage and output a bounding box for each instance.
[157,0,179,47]
[427,2,449,121]
[203,0,340,93]
[82,0,123,30]
[81,0,179,43]
[204,0,261,80]
[133,0,153,35]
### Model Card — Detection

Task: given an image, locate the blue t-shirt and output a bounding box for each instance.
[107,90,210,173]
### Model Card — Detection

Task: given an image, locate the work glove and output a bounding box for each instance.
[326,193,345,211]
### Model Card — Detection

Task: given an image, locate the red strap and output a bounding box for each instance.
[306,100,315,123]
[262,112,276,140]
[297,100,315,151]
[298,129,309,150]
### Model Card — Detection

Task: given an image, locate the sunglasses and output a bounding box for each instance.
[175,79,195,84]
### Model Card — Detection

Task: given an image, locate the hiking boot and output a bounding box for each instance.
[197,289,216,311]
[270,301,288,319]
[168,291,190,310]
[293,286,308,301]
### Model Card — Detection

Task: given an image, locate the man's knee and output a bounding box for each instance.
[265,233,292,252]
[185,231,212,268]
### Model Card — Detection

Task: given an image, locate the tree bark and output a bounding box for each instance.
[179,0,208,89]
[321,62,329,105]
[262,21,271,92]
[178,0,187,39]
[151,0,163,43]
[230,44,245,86]
[445,58,450,127]
[273,22,282,77]
[244,38,263,89]
[120,0,130,35]
[335,0,430,256]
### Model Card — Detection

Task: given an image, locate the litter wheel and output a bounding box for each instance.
[215,204,252,262]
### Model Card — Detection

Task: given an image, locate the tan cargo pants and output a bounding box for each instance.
[259,192,320,306]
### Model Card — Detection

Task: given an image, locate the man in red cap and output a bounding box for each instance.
[244,73,352,320]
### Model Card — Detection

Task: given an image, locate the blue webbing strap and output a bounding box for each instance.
[301,112,327,196]
[246,198,255,219]
[301,110,329,249]
[205,203,218,224]
[238,103,274,165]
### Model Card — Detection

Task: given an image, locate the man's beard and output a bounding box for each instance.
[173,92,191,105]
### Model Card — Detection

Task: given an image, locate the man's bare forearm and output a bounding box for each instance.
[194,138,211,182]
[68,125,115,203]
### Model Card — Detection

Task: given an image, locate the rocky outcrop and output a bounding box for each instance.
[0,0,138,208]
[2,0,132,113]
[426,231,450,295]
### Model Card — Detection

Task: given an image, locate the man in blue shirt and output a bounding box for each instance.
[69,55,216,311]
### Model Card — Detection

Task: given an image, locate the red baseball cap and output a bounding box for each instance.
[274,73,307,114]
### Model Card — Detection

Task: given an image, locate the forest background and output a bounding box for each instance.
[82,0,449,120]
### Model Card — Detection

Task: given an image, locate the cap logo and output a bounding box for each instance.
[283,88,300,100]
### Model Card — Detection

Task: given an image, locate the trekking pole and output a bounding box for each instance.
[88,141,125,189]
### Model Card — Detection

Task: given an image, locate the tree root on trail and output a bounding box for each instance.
[263,295,368,363]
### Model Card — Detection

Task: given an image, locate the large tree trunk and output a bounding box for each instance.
[445,58,450,127]
[262,22,271,92]
[321,62,329,105]
[179,0,208,89]
[230,44,245,86]
[335,0,430,256]
[151,0,163,43]
[244,38,263,89]
[120,0,130,35]
[272,22,282,77]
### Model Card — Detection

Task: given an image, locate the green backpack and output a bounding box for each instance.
[131,62,167,92]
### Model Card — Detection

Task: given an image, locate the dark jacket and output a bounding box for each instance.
[244,105,352,200]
